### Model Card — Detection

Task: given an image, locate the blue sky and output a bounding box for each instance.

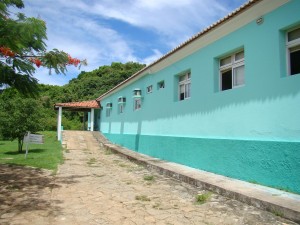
[19,0,248,86]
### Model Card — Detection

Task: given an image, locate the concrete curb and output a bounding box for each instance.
[92,132,300,223]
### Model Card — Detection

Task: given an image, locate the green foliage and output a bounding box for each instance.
[0,90,43,152]
[143,175,155,181]
[0,0,24,17]
[0,1,45,95]
[42,49,69,75]
[0,61,145,139]
[64,62,146,101]
[195,192,212,205]
[0,131,63,170]
[135,195,151,201]
[0,65,39,96]
[0,0,84,96]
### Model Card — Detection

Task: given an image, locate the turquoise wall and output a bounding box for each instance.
[104,133,300,193]
[99,1,300,194]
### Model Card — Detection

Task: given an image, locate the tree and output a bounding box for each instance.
[0,62,146,142]
[64,62,146,101]
[0,0,86,96]
[0,90,43,152]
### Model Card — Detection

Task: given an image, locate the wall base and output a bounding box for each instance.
[103,133,300,194]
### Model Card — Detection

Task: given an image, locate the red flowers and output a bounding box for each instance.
[0,46,15,57]
[68,55,81,67]
[30,58,42,68]
[1,46,83,68]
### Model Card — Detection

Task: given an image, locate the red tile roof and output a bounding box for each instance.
[55,100,100,109]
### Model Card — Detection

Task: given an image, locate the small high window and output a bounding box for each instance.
[119,104,124,114]
[118,97,126,104]
[219,50,245,91]
[178,72,191,101]
[133,89,142,97]
[106,103,112,117]
[147,85,153,93]
[134,98,141,111]
[157,80,165,89]
[118,97,126,114]
[287,27,300,75]
[133,89,142,111]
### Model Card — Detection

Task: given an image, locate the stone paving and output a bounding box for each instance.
[0,131,297,225]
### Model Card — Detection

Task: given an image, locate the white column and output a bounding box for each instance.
[57,106,62,141]
[90,108,94,131]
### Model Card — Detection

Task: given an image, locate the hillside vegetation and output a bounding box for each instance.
[0,62,145,131]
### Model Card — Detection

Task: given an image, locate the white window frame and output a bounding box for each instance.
[178,72,191,101]
[106,103,112,117]
[118,97,126,114]
[134,98,141,111]
[133,89,142,97]
[147,85,153,93]
[219,50,245,91]
[286,27,300,76]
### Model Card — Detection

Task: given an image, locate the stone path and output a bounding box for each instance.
[0,131,297,225]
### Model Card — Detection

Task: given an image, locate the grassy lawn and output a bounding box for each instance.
[0,131,63,171]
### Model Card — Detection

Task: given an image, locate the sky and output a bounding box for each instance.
[17,0,248,86]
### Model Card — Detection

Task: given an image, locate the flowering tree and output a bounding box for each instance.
[0,0,86,96]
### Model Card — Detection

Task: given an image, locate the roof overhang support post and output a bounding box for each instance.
[90,108,94,131]
[57,106,62,141]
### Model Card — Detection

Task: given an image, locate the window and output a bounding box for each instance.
[287,27,300,75]
[133,89,142,97]
[134,98,141,111]
[178,72,191,101]
[118,97,126,114]
[106,103,112,117]
[157,80,165,89]
[147,85,153,93]
[119,104,124,113]
[118,97,126,103]
[133,89,142,111]
[219,50,245,91]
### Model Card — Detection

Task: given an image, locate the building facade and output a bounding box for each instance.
[96,0,300,194]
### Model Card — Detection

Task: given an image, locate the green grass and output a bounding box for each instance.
[104,149,114,155]
[271,209,284,217]
[0,131,63,171]
[87,157,97,165]
[195,192,212,205]
[143,175,155,181]
[135,195,151,201]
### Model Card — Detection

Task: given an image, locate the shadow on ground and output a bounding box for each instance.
[0,164,62,220]
[4,149,45,155]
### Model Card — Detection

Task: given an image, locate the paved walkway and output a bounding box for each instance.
[0,131,297,224]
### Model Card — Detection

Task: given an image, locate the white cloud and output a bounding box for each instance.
[19,0,247,85]
[54,0,247,51]
[69,0,229,39]
[141,49,163,65]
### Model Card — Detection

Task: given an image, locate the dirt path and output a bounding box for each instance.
[0,131,296,225]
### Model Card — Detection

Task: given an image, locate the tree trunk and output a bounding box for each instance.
[18,137,23,153]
